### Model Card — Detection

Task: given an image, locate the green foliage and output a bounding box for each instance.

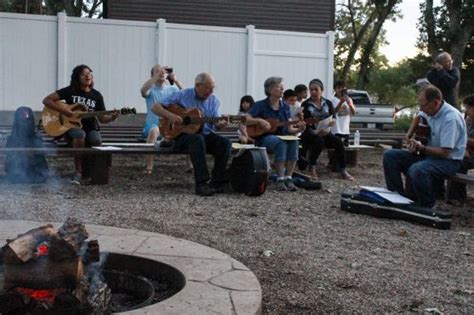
[394,114,415,131]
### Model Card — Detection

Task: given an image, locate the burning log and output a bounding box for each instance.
[49,218,88,261]
[2,224,55,264]
[3,256,84,290]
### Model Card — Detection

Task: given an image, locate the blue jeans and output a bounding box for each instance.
[383,149,461,207]
[173,132,231,186]
[257,135,298,163]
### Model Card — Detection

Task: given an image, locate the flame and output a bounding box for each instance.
[15,288,65,303]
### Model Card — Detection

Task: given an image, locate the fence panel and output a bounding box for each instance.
[0,12,333,115]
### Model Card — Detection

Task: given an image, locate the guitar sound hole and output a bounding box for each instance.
[182,116,192,125]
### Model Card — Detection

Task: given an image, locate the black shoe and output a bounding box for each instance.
[195,183,216,196]
[211,181,230,194]
[297,157,308,171]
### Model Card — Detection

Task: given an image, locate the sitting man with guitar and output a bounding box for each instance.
[447,94,474,206]
[245,76,306,192]
[383,85,466,208]
[42,64,119,184]
[151,72,232,196]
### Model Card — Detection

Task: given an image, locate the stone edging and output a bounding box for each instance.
[0,220,262,315]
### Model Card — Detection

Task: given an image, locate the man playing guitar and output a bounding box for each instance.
[42,65,118,184]
[151,72,231,196]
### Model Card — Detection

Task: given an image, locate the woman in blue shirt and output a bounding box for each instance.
[246,76,306,191]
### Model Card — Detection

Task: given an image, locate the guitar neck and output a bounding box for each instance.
[276,118,318,127]
[79,110,117,119]
[189,116,239,124]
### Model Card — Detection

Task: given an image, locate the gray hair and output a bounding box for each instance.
[195,72,213,85]
[436,52,452,63]
[264,76,283,96]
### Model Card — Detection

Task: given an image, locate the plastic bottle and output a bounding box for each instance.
[354,130,360,146]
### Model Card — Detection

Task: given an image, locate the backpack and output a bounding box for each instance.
[5,107,49,184]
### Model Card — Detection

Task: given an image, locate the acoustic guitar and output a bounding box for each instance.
[159,104,242,140]
[414,116,430,145]
[42,101,136,137]
[246,117,319,138]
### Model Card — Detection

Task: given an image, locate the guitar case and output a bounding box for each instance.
[340,191,452,229]
[229,148,268,196]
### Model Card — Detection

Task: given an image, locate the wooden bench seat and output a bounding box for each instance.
[448,173,474,185]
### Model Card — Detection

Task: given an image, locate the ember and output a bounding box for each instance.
[15,287,65,304]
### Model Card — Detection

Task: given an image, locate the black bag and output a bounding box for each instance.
[340,191,452,229]
[5,107,49,184]
[292,172,322,190]
[230,148,268,196]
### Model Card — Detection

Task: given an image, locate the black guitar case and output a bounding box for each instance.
[230,148,268,196]
[340,191,452,229]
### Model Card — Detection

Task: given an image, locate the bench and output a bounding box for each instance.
[0,125,389,185]
[448,173,474,185]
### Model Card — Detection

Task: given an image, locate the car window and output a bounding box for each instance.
[348,92,370,105]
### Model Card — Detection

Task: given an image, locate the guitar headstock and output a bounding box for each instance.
[120,107,137,115]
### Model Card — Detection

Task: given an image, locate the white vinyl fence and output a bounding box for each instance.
[0,12,334,114]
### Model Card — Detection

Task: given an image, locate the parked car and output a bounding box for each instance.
[347,90,395,130]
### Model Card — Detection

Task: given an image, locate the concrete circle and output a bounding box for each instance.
[0,220,262,314]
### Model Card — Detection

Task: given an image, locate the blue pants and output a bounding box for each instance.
[257,135,298,163]
[173,132,231,186]
[383,149,461,207]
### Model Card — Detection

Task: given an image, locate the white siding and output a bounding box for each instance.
[0,12,333,114]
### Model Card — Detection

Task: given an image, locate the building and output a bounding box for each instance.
[104,0,335,34]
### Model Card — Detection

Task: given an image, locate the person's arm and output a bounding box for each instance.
[438,67,460,88]
[410,140,451,159]
[96,94,117,124]
[346,97,356,115]
[141,71,161,98]
[405,115,421,142]
[168,73,184,90]
[43,90,74,117]
[288,122,305,135]
[151,91,183,124]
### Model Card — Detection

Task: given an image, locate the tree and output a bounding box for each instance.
[418,0,474,100]
[356,0,400,89]
[0,0,103,17]
[335,0,402,89]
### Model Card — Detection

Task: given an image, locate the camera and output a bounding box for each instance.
[165,67,174,85]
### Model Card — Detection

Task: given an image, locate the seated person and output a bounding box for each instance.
[245,76,306,192]
[42,64,118,184]
[383,85,466,208]
[284,89,302,119]
[447,94,474,205]
[299,79,354,181]
[141,64,183,174]
[294,84,308,107]
[151,72,231,196]
[237,95,255,144]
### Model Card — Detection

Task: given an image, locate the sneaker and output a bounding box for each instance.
[195,183,216,196]
[276,180,288,191]
[70,174,81,185]
[285,179,298,191]
[211,181,230,194]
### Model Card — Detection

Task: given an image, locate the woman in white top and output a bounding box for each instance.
[331,80,356,146]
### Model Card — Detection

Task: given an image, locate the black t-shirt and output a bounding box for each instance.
[56,86,106,132]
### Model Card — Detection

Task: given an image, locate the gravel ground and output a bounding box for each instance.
[0,148,472,314]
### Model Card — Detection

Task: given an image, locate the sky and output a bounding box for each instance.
[380,0,441,65]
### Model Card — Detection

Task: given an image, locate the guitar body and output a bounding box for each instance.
[159,104,203,140]
[42,103,87,137]
[246,118,281,138]
[414,116,430,145]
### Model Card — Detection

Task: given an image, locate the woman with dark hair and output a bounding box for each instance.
[299,78,354,181]
[238,95,255,144]
[43,64,118,184]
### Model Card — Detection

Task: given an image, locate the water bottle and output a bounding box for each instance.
[354,130,360,146]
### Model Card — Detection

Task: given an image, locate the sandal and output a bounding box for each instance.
[143,168,153,175]
[341,170,354,181]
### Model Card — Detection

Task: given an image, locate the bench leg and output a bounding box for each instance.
[90,154,112,185]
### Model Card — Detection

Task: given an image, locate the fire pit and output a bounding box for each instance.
[0,220,262,314]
